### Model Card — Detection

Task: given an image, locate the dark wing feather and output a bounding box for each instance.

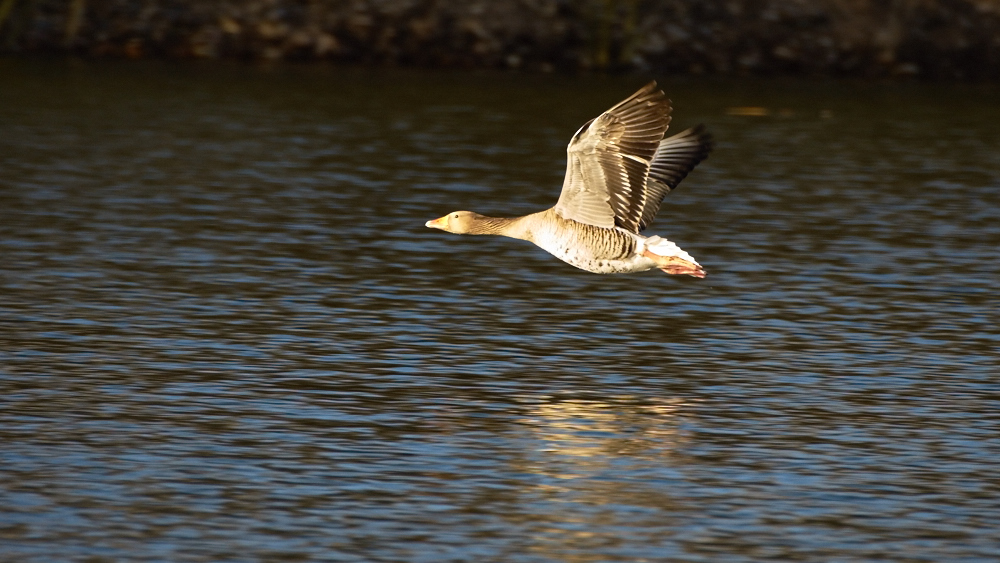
[637,125,713,231]
[553,81,672,233]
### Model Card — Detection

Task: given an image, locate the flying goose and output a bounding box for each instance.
[426,81,712,277]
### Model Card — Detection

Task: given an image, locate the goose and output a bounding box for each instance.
[425,81,712,278]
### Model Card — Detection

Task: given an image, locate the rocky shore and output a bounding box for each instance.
[2,0,1000,79]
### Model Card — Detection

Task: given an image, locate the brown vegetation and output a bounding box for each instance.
[2,0,1000,78]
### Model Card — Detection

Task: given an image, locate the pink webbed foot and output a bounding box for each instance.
[660,265,706,278]
[643,249,706,278]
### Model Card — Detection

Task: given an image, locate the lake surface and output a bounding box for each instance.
[1,60,998,562]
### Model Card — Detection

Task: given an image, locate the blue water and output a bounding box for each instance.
[1,61,998,562]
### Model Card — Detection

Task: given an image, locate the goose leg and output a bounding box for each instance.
[642,250,707,278]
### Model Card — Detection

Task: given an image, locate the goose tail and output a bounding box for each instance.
[643,236,706,278]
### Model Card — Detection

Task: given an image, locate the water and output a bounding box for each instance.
[1,60,998,562]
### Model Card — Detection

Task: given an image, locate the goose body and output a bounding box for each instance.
[426,82,712,278]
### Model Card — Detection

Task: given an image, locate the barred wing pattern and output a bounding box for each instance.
[553,82,672,233]
[553,82,712,234]
[637,124,713,231]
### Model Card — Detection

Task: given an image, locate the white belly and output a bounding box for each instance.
[532,224,659,274]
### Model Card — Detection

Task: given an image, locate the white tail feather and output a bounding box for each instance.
[644,236,701,267]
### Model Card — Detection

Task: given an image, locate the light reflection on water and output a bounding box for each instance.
[1,61,999,562]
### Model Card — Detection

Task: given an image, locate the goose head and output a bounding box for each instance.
[425,211,484,234]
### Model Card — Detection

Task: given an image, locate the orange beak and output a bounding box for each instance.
[425,216,447,229]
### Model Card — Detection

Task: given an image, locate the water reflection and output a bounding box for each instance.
[520,396,689,461]
[504,396,693,561]
[1,61,998,562]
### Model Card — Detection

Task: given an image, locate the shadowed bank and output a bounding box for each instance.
[2,0,1000,78]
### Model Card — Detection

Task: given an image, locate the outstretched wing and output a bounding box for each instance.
[552,81,672,233]
[636,125,713,231]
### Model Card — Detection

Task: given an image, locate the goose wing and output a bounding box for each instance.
[552,81,672,233]
[636,124,713,231]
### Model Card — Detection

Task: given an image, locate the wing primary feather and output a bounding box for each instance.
[554,82,710,234]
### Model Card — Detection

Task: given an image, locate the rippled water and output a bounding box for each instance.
[1,60,999,562]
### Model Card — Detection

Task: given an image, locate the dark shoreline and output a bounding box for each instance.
[3,0,1000,80]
